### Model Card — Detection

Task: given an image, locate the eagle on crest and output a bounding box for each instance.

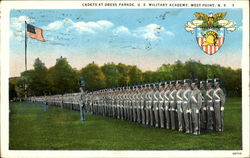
[194,12,227,30]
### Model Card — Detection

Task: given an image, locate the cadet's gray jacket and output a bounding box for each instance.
[182,88,191,109]
[163,89,170,103]
[200,88,206,105]
[169,89,177,103]
[206,88,214,102]
[213,87,225,106]
[153,90,159,102]
[190,88,202,109]
[176,89,183,102]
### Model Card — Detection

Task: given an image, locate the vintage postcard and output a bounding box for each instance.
[1,0,249,158]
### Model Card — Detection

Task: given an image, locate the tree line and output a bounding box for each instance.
[9,57,241,100]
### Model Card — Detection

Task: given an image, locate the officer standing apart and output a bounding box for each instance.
[213,78,226,132]
[79,87,86,121]
[44,95,49,111]
[79,76,86,122]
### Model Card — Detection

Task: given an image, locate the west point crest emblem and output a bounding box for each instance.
[185,12,236,55]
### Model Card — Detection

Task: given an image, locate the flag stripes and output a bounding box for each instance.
[26,23,45,42]
[196,37,224,55]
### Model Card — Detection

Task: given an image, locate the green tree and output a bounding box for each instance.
[116,63,130,86]
[101,63,120,87]
[128,66,142,84]
[80,63,106,90]
[48,57,78,94]
[25,58,49,96]
[157,64,175,80]
[9,77,18,100]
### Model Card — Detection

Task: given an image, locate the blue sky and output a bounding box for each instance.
[10,9,242,77]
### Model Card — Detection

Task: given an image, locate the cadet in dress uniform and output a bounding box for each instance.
[176,80,184,132]
[104,89,108,117]
[200,81,207,130]
[169,81,177,130]
[145,84,151,126]
[152,83,159,128]
[213,78,226,132]
[127,87,132,121]
[140,85,146,125]
[101,90,105,115]
[116,88,121,119]
[158,82,165,128]
[114,88,119,119]
[124,87,129,121]
[149,84,155,126]
[182,79,192,134]
[136,85,142,124]
[111,89,116,118]
[132,86,137,122]
[205,80,214,131]
[190,79,203,135]
[163,81,171,129]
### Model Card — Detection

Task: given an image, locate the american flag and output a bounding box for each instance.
[27,24,45,42]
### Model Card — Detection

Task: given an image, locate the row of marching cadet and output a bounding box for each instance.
[28,78,225,136]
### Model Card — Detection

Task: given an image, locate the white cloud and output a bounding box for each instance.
[96,20,114,29]
[11,16,34,30]
[133,24,165,40]
[44,21,63,30]
[73,20,113,34]
[165,31,175,37]
[10,15,35,41]
[42,19,114,34]
[112,26,130,35]
[42,18,75,31]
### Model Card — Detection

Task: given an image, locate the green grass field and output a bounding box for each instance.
[9,98,242,150]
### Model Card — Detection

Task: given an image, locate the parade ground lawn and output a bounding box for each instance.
[9,98,242,150]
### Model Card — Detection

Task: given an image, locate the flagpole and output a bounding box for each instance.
[24,21,27,100]
[25,21,27,71]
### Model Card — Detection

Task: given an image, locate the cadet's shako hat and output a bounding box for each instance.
[159,82,165,87]
[206,79,213,83]
[176,80,183,87]
[164,81,169,87]
[214,78,220,85]
[206,79,214,86]
[200,81,206,85]
[170,81,176,86]
[149,83,154,88]
[153,83,159,88]
[191,79,199,85]
[183,79,191,85]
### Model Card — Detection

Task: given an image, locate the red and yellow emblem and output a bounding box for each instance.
[185,12,236,55]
